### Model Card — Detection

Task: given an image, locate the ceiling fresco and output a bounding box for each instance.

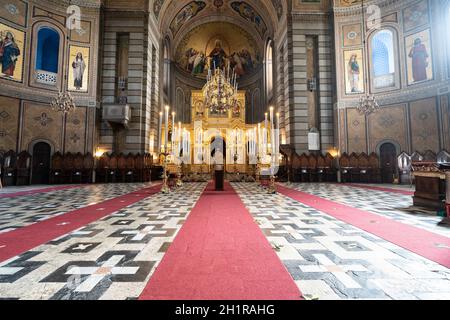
[175,21,262,79]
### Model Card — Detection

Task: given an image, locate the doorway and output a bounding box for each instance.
[380,142,397,184]
[31,142,51,184]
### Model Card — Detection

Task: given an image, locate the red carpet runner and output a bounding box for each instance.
[0,185,84,199]
[139,182,301,300]
[343,183,414,196]
[0,184,161,263]
[277,185,450,268]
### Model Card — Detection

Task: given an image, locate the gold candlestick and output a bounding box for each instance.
[161,152,170,194]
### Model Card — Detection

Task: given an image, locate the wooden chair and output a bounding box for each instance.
[108,153,119,183]
[291,153,301,182]
[325,153,337,182]
[125,153,136,183]
[358,153,370,183]
[0,150,4,188]
[368,153,381,183]
[299,153,310,182]
[50,152,64,184]
[16,151,32,186]
[81,153,94,184]
[71,153,84,184]
[339,153,351,183]
[349,153,360,183]
[62,153,74,184]
[308,154,318,182]
[2,150,17,187]
[96,154,110,183]
[316,154,326,182]
[134,153,144,182]
[117,153,127,183]
[398,152,412,185]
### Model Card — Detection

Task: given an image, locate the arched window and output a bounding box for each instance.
[371,29,395,89]
[36,27,60,73]
[265,40,274,99]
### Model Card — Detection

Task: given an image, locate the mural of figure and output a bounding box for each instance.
[231,53,245,76]
[409,38,429,83]
[347,54,360,93]
[185,48,198,72]
[192,52,205,75]
[209,40,227,70]
[72,52,86,90]
[0,31,20,78]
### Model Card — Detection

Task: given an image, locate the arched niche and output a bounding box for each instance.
[30,22,65,90]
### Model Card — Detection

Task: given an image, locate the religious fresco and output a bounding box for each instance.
[405,29,433,85]
[342,23,361,47]
[153,0,166,19]
[68,45,89,92]
[344,49,364,94]
[403,0,429,32]
[271,0,283,20]
[0,23,25,82]
[170,1,207,36]
[230,2,267,37]
[0,0,27,27]
[175,22,261,78]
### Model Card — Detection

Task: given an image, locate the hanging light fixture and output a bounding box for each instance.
[203,66,238,115]
[51,90,76,114]
[357,0,380,116]
[51,1,77,115]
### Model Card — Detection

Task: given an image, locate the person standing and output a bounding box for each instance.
[72,52,86,90]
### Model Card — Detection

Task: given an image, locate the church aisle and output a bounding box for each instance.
[0,183,154,234]
[0,183,205,300]
[281,183,449,237]
[233,183,450,300]
[139,182,301,300]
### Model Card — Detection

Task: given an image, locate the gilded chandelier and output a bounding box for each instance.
[203,68,238,115]
[357,93,380,116]
[51,90,76,114]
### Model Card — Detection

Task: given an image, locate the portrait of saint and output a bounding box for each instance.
[0,30,21,79]
[408,38,429,83]
[347,54,360,93]
[209,40,227,70]
[405,29,433,85]
[72,52,86,90]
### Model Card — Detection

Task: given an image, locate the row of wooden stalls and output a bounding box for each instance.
[279,148,450,184]
[0,151,156,186]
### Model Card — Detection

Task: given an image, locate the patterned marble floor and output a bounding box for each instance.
[0,182,448,300]
[233,183,450,300]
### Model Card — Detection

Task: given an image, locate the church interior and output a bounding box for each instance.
[0,0,449,301]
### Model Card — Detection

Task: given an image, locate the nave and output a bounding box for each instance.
[0,182,448,300]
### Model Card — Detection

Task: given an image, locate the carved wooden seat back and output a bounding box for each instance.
[317,154,326,168]
[135,153,144,170]
[308,154,318,169]
[52,152,64,170]
[99,154,110,169]
[325,153,334,168]
[339,153,350,168]
[349,153,359,168]
[423,150,437,162]
[411,151,424,163]
[117,153,127,170]
[0,150,4,168]
[73,153,84,170]
[17,151,31,169]
[369,153,380,169]
[126,153,135,169]
[358,153,370,168]
[299,154,309,168]
[291,153,301,170]
[109,153,118,169]
[83,153,94,170]
[3,150,16,168]
[398,152,412,171]
[437,150,450,164]
[63,153,74,170]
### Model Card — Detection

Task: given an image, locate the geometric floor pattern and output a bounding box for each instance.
[0,182,449,300]
[0,183,205,300]
[233,183,450,300]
